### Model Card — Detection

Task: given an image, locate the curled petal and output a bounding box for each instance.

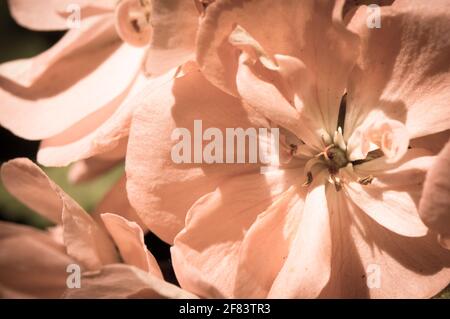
[348,118,409,163]
[419,139,450,249]
[345,149,433,237]
[114,0,152,47]
[101,213,162,277]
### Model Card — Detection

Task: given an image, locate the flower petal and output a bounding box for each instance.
[345,1,450,140]
[37,69,177,166]
[126,67,267,243]
[319,191,450,298]
[269,176,332,298]
[0,15,116,88]
[233,186,306,298]
[1,158,68,224]
[68,157,121,184]
[62,200,120,270]
[0,21,145,140]
[344,149,432,237]
[234,51,322,149]
[93,175,146,231]
[419,139,450,247]
[197,0,359,135]
[1,158,120,269]
[0,221,74,298]
[172,169,303,298]
[410,129,450,155]
[101,213,162,277]
[63,264,197,299]
[347,118,409,163]
[7,0,114,31]
[144,0,198,75]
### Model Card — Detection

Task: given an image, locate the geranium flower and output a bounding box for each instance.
[0,158,195,298]
[0,0,199,171]
[126,0,450,298]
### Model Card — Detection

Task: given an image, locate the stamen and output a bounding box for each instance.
[358,175,374,185]
[328,174,342,192]
[351,149,384,166]
[333,127,346,151]
[303,172,313,187]
[289,144,297,156]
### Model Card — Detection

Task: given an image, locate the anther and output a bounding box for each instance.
[358,175,374,185]
[303,172,313,187]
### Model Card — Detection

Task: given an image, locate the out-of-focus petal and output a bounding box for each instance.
[101,213,162,277]
[37,69,177,167]
[1,158,69,224]
[0,222,75,298]
[68,157,122,184]
[7,0,114,31]
[63,264,198,299]
[0,24,145,140]
[0,15,116,88]
[1,158,120,270]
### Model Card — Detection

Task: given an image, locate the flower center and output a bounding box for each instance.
[324,145,348,174]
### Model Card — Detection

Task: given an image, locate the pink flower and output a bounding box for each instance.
[0,0,199,172]
[126,0,450,298]
[0,158,195,298]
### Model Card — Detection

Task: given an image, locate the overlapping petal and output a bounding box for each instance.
[345,1,450,140]
[126,67,267,243]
